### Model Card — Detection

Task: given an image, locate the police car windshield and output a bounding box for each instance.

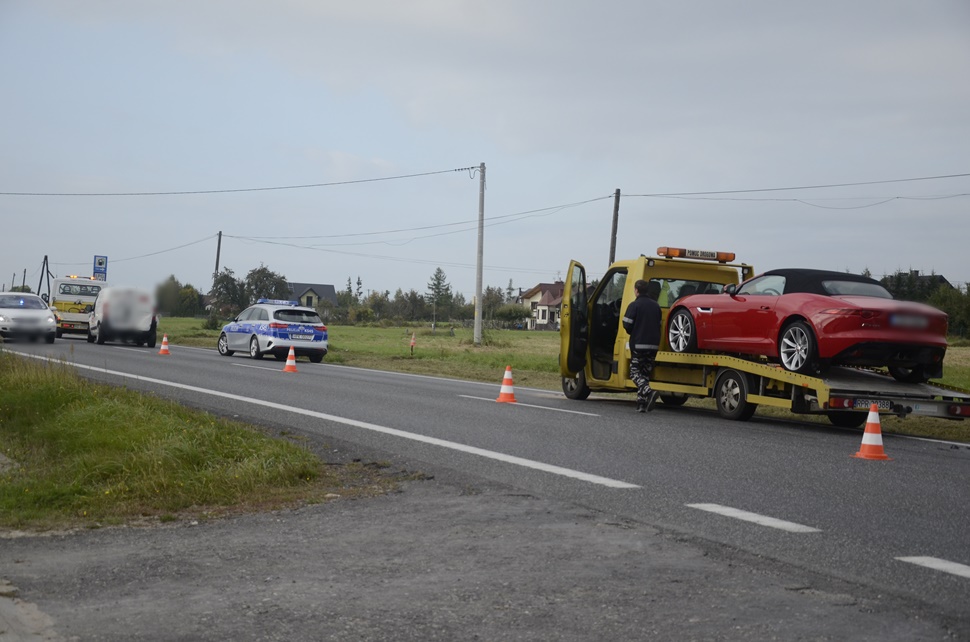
[0,295,46,309]
[274,309,323,324]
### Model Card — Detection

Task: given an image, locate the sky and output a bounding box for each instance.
[2,1,969,301]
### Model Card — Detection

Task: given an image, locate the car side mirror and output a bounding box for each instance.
[725,284,737,296]
[41,293,49,303]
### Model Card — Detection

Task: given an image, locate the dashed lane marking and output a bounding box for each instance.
[687,503,821,533]
[896,556,970,579]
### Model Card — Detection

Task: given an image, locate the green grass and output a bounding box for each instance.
[160,316,970,442]
[0,352,393,530]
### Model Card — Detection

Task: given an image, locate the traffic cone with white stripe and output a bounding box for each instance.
[496,365,517,403]
[282,346,298,373]
[852,404,891,460]
[158,334,171,355]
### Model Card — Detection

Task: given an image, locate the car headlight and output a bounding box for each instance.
[0,314,8,322]
[47,316,56,325]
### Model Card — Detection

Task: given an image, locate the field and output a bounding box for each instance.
[158,317,970,442]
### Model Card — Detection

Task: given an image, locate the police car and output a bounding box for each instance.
[218,299,328,363]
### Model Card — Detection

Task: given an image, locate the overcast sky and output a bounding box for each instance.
[3,1,969,300]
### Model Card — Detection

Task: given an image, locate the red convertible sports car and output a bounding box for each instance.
[666,268,948,382]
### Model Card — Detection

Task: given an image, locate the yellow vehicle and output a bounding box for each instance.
[560,248,970,425]
[50,276,108,337]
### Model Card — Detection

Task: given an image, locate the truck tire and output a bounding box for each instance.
[562,371,591,400]
[714,369,757,421]
[668,308,697,353]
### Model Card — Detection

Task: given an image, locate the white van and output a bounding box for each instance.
[87,286,158,347]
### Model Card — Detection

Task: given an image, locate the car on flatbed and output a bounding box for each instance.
[218,299,328,362]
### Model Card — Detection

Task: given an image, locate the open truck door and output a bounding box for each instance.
[560,260,591,399]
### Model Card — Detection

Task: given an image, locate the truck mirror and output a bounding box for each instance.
[84,304,94,313]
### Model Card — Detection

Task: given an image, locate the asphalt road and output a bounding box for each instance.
[3,337,970,639]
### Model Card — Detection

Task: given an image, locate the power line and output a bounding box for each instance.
[650,193,970,210]
[625,172,970,197]
[50,234,217,267]
[0,167,479,197]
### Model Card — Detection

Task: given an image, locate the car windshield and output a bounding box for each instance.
[656,279,726,308]
[0,295,46,309]
[274,309,323,324]
[822,280,893,299]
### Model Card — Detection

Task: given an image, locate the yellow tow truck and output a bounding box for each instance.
[49,275,107,337]
[560,247,970,426]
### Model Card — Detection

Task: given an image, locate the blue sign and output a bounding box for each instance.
[93,255,108,281]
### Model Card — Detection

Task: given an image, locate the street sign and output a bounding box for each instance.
[93,255,108,281]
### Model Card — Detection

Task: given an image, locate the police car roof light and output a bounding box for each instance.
[256,298,299,306]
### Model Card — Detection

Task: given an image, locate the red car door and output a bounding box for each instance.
[709,274,785,355]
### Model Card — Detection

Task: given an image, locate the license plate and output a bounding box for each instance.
[290,334,313,341]
[854,399,891,410]
[890,314,928,329]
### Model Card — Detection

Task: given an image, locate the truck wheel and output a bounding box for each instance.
[217,333,234,356]
[779,321,818,374]
[888,365,928,384]
[668,308,697,353]
[249,336,264,360]
[562,371,591,400]
[715,369,757,421]
[827,412,867,428]
[659,393,688,407]
[56,329,63,339]
[86,329,95,343]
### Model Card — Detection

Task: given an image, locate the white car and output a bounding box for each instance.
[218,299,328,362]
[0,292,57,343]
[87,286,159,347]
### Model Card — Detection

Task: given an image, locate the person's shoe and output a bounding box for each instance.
[645,390,659,412]
[636,400,646,413]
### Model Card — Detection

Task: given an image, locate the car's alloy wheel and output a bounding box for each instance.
[249,336,263,359]
[218,333,233,356]
[779,321,816,374]
[668,309,697,353]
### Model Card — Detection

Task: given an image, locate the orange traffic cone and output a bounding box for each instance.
[158,334,171,355]
[282,346,298,373]
[852,404,891,460]
[496,365,517,403]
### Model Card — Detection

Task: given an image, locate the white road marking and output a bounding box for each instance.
[459,395,600,417]
[687,503,821,533]
[13,351,639,489]
[233,363,287,372]
[896,556,970,579]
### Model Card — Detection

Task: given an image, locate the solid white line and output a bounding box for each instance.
[12,351,639,489]
[459,395,600,417]
[687,503,821,533]
[896,556,970,579]
[233,363,286,372]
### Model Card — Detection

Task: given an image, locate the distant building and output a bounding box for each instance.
[518,281,564,330]
[287,282,338,308]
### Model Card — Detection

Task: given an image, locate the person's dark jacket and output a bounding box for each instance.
[622,295,662,351]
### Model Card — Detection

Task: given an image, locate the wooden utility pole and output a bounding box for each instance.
[609,188,620,265]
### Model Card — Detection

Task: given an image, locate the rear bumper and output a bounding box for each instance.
[832,342,946,374]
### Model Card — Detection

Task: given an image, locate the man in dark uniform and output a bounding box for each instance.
[622,280,662,413]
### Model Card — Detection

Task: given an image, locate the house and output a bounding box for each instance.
[518,281,564,330]
[288,282,338,309]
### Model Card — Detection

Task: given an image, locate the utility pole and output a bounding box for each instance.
[474,163,485,346]
[609,188,620,265]
[214,231,222,279]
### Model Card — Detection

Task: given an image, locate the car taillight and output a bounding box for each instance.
[269,322,288,329]
[314,325,327,332]
[821,308,881,319]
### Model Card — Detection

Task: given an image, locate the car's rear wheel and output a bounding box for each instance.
[562,371,591,400]
[888,365,928,384]
[309,354,324,364]
[714,369,757,421]
[218,333,234,356]
[96,324,107,345]
[249,336,263,359]
[274,352,287,361]
[668,308,697,353]
[779,321,818,375]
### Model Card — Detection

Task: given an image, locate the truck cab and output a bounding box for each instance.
[560,248,754,399]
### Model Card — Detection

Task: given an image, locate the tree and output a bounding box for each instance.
[178,284,202,317]
[506,279,516,303]
[156,275,183,316]
[245,265,290,303]
[427,267,453,321]
[355,276,363,302]
[209,268,247,317]
[495,304,529,328]
[483,285,506,320]
[10,285,31,293]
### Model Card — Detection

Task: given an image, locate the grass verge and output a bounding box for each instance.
[0,352,397,531]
